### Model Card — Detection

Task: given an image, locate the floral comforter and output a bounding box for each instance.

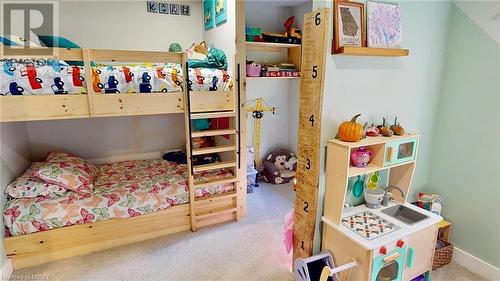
[4,159,234,236]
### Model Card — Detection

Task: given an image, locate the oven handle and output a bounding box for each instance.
[407,247,415,268]
[383,252,401,264]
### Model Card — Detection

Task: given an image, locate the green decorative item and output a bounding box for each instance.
[169,43,182,52]
[203,0,214,30]
[215,0,227,26]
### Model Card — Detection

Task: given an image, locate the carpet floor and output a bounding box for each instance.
[13,183,487,281]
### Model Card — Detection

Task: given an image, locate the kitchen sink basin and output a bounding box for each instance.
[382,205,429,225]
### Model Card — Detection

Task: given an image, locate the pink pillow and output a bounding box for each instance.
[5,162,67,198]
[35,152,95,194]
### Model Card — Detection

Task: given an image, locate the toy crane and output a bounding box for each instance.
[247,97,277,168]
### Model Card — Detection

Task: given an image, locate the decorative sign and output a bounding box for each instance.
[158,3,168,14]
[147,2,190,16]
[181,4,190,16]
[293,8,330,261]
[147,1,158,13]
[215,0,227,26]
[203,0,214,30]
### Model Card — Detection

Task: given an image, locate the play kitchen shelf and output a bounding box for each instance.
[333,46,410,57]
[321,133,442,281]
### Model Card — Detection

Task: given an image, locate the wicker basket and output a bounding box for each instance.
[433,240,453,269]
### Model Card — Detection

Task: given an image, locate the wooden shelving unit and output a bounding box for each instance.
[246,41,301,51]
[333,46,409,57]
[245,41,302,72]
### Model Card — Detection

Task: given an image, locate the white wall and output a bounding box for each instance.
[25,1,204,160]
[0,123,31,268]
[312,0,453,252]
[203,0,236,72]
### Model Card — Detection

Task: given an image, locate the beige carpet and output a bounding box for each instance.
[13,183,486,281]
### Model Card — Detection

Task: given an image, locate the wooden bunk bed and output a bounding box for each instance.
[0,47,244,269]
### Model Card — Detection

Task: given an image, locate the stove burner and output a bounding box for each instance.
[342,211,400,240]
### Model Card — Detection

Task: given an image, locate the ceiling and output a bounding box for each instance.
[454,1,500,45]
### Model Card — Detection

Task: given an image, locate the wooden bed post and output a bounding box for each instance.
[235,0,248,217]
[181,52,197,232]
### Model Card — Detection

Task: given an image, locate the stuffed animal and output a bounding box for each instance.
[285,156,297,171]
[262,148,297,185]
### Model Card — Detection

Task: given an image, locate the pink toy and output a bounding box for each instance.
[351,146,372,167]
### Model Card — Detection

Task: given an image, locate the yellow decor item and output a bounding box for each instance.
[338,114,363,142]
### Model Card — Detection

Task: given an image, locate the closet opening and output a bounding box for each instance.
[243,0,312,262]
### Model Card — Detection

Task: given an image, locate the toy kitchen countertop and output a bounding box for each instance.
[322,201,442,250]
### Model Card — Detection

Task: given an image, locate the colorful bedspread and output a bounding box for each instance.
[0,60,231,95]
[4,160,234,236]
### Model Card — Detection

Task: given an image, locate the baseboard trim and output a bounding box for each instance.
[0,259,13,279]
[452,247,500,281]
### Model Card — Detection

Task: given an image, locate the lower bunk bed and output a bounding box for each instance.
[4,158,238,269]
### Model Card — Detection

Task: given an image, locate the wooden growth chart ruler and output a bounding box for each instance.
[294,8,330,261]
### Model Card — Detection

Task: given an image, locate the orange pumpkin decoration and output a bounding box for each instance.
[338,114,363,142]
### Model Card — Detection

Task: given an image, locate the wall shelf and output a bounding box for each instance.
[246,41,301,51]
[333,46,409,57]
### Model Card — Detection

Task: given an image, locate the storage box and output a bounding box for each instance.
[433,240,453,269]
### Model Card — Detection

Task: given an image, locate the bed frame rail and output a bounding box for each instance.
[0,48,234,122]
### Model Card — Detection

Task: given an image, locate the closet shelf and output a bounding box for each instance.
[333,46,409,57]
[246,76,300,80]
[246,41,301,51]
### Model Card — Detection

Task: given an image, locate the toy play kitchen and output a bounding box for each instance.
[321,134,442,281]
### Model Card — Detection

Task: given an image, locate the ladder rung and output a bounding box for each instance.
[195,191,237,203]
[191,111,236,119]
[194,176,238,188]
[193,160,236,172]
[192,145,236,155]
[191,129,236,138]
[196,206,238,220]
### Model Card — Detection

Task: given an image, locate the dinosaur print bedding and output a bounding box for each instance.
[4,159,235,236]
[0,60,231,96]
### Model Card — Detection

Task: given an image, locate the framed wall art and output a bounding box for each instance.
[367,1,402,48]
[333,0,365,53]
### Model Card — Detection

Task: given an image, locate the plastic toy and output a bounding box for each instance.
[295,251,357,281]
[245,26,263,42]
[417,193,443,215]
[262,16,302,44]
[350,146,372,167]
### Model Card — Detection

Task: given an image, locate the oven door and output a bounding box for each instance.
[371,247,406,281]
[384,137,418,167]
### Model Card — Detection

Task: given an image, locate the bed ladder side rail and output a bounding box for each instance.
[183,57,197,232]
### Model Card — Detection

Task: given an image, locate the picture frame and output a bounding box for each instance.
[215,0,227,26]
[332,0,366,53]
[367,1,402,48]
[203,0,214,30]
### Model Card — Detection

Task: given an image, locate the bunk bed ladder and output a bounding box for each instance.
[185,62,241,230]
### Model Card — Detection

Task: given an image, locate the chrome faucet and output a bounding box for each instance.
[382,185,406,206]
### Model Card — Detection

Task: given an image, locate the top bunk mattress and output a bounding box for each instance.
[4,159,234,236]
[0,60,232,96]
